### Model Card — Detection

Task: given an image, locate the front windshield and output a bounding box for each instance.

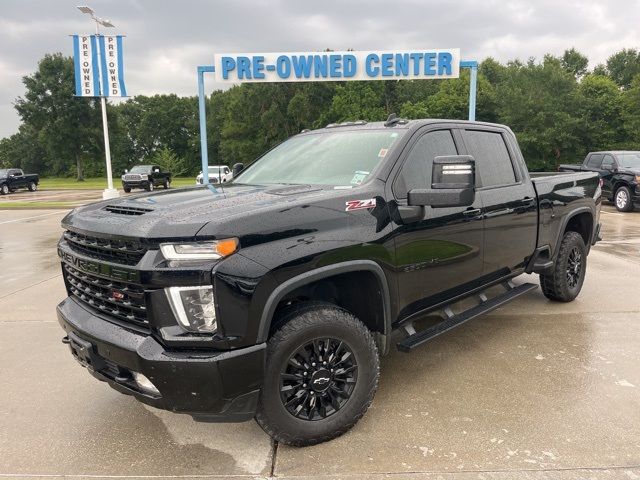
[617,153,640,169]
[129,165,151,174]
[0,169,7,177]
[235,129,405,186]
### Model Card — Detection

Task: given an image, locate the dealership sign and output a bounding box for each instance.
[213,49,460,83]
[72,34,128,97]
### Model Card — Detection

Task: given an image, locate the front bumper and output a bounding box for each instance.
[57,296,266,422]
[122,180,149,188]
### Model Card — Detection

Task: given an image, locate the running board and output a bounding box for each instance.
[397,282,538,353]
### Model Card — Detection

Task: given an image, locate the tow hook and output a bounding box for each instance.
[61,336,70,345]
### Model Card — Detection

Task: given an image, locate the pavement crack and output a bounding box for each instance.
[270,440,279,478]
[0,274,61,300]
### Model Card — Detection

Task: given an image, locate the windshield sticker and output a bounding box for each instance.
[345,198,377,212]
[350,171,369,185]
[378,148,388,158]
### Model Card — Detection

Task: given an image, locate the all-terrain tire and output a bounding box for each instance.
[0,184,8,195]
[614,186,633,212]
[28,181,37,192]
[123,186,131,193]
[255,302,379,447]
[540,231,587,302]
[146,182,154,192]
[163,178,170,189]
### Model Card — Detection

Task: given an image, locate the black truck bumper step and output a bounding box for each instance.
[397,282,538,352]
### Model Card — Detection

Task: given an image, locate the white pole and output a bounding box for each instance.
[94,18,119,199]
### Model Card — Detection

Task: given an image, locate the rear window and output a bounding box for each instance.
[463,130,516,187]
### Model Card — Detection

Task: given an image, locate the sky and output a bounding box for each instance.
[1,0,640,138]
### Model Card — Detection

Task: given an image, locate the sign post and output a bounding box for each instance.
[73,7,127,199]
[196,50,478,184]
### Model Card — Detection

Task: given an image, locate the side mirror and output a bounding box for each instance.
[232,162,244,176]
[408,155,476,208]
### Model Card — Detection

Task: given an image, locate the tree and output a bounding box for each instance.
[152,146,188,176]
[576,75,623,152]
[606,49,640,89]
[621,74,640,148]
[14,54,101,179]
[561,48,589,79]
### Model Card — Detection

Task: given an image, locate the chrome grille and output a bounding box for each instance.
[64,230,147,266]
[64,264,148,328]
[124,174,143,181]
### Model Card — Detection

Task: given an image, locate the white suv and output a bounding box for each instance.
[196,165,233,185]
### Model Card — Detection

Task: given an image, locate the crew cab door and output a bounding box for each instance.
[9,169,25,188]
[600,154,617,198]
[389,127,484,321]
[461,128,538,278]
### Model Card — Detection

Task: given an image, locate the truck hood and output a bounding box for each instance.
[61,183,354,241]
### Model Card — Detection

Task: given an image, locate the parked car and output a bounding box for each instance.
[121,165,171,192]
[559,151,640,211]
[0,168,39,195]
[196,165,233,185]
[57,118,601,447]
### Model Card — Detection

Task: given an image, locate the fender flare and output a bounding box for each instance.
[256,260,392,348]
[551,206,595,259]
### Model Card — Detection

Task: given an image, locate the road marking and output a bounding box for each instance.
[0,211,67,225]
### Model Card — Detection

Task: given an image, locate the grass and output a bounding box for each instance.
[0,201,78,209]
[39,177,195,189]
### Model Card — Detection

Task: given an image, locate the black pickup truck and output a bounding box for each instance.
[559,151,640,211]
[57,119,601,446]
[0,168,39,195]
[121,164,171,192]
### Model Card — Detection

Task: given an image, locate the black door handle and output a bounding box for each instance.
[522,197,535,205]
[463,208,481,216]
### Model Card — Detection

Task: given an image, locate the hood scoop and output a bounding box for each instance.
[104,204,154,216]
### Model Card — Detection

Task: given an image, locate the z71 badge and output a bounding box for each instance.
[345,198,377,211]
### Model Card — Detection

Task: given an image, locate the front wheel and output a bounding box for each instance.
[614,186,633,212]
[163,178,170,189]
[123,186,131,193]
[28,181,37,192]
[540,231,587,302]
[146,182,154,192]
[0,184,8,195]
[255,303,379,447]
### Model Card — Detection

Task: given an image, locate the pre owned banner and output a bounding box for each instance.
[72,34,127,97]
[99,35,127,97]
[72,35,101,96]
[213,49,460,83]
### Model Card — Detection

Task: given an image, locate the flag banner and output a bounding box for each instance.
[99,35,128,97]
[72,35,101,96]
[213,49,461,83]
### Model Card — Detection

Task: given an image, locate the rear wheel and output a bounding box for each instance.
[0,184,8,195]
[28,181,37,192]
[255,303,379,446]
[540,231,587,302]
[614,186,633,212]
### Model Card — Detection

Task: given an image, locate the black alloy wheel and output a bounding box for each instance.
[280,337,358,421]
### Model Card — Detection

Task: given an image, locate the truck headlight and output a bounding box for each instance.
[166,286,217,333]
[160,239,239,261]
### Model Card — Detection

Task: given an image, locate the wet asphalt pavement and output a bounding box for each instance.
[0,204,639,479]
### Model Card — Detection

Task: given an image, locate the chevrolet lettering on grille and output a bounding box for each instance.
[58,249,141,283]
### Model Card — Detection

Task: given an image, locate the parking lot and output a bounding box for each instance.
[1,200,639,479]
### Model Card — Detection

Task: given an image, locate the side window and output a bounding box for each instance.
[601,155,615,169]
[463,130,516,187]
[586,154,604,168]
[394,130,457,199]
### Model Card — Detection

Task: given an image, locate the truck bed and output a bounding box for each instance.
[531,171,601,259]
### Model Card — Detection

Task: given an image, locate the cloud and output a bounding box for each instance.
[1,0,640,138]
